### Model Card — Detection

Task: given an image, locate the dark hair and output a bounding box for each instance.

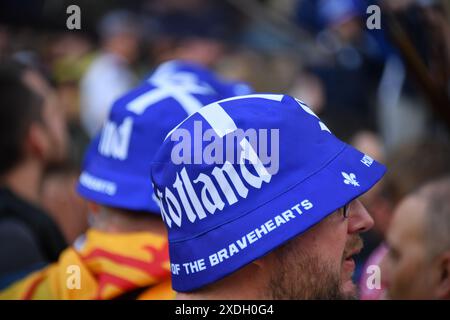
[0,60,44,176]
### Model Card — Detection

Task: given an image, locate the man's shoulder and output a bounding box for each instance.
[0,188,67,262]
[0,217,36,236]
[0,218,46,275]
[0,188,59,229]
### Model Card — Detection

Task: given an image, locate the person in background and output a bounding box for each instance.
[80,10,140,138]
[349,130,387,283]
[296,0,385,141]
[0,60,68,286]
[383,176,450,300]
[359,139,450,299]
[0,60,253,300]
[145,0,240,68]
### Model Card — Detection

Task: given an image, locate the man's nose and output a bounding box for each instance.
[348,199,374,234]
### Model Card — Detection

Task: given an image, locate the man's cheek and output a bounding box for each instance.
[329,229,347,259]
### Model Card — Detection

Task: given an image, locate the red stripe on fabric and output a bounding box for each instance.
[83,243,170,278]
[22,274,45,300]
[96,272,138,300]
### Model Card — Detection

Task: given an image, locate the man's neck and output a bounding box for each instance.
[2,159,43,205]
[92,207,169,236]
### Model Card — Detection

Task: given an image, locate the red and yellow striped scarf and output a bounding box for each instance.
[0,229,174,300]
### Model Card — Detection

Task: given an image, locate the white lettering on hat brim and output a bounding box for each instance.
[79,172,117,196]
[169,199,314,276]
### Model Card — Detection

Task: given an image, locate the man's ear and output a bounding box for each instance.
[435,251,450,299]
[26,122,49,160]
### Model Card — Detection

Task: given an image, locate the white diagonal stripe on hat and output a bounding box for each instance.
[197,103,237,138]
[126,82,205,116]
[163,94,284,141]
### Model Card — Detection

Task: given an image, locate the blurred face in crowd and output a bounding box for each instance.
[384,195,450,299]
[23,69,68,166]
[263,200,373,299]
[332,17,362,43]
[116,32,139,62]
[105,31,140,63]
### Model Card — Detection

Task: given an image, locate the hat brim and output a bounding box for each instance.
[169,144,386,292]
[77,158,160,214]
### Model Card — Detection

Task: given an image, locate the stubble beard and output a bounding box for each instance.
[268,242,358,300]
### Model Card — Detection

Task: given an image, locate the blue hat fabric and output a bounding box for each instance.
[319,0,363,27]
[77,60,253,213]
[150,93,386,292]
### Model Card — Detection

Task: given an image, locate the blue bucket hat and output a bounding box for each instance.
[151,94,386,292]
[77,60,253,213]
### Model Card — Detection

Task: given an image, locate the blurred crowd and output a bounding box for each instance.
[0,0,449,299]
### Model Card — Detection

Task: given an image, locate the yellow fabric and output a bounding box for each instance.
[0,229,175,300]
